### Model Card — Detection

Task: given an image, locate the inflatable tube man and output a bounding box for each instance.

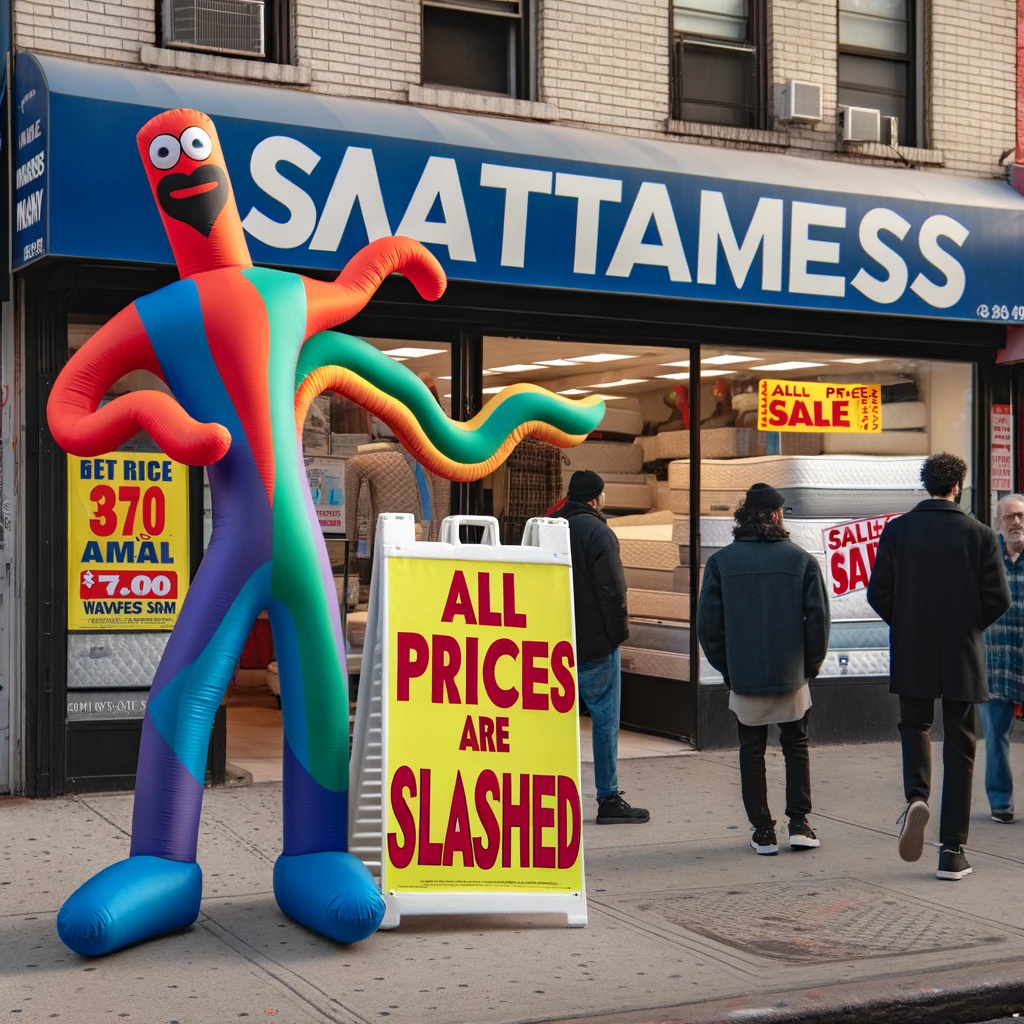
[47,109,604,956]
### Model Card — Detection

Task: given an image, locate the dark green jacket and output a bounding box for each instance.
[697,536,831,694]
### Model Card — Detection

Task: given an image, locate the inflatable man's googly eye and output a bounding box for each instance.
[180,126,213,162]
[149,134,181,170]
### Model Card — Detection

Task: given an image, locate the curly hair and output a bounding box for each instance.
[920,452,967,498]
[733,505,790,541]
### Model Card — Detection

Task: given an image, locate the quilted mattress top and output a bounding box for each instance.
[668,454,926,490]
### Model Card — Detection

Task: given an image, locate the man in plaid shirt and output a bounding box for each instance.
[982,493,1024,823]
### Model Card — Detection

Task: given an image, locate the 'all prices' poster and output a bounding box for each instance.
[758,379,882,433]
[383,557,584,895]
[67,454,190,630]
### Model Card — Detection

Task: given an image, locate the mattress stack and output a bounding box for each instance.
[610,512,696,623]
[669,455,926,668]
[655,427,823,461]
[821,375,929,456]
[564,404,652,511]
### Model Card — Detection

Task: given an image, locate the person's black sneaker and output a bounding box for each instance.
[936,846,972,880]
[788,820,820,849]
[750,823,778,855]
[991,810,1015,824]
[596,792,650,824]
[897,800,929,862]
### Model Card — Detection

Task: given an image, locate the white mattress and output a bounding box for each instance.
[830,588,879,620]
[563,440,644,475]
[623,566,677,592]
[656,428,822,460]
[608,509,674,528]
[823,431,930,456]
[603,481,653,510]
[596,407,644,436]
[882,402,927,430]
[672,516,735,547]
[620,645,689,681]
[699,647,888,680]
[628,589,689,621]
[617,537,680,570]
[610,522,673,541]
[668,455,926,491]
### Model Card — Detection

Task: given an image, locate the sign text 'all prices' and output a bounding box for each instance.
[823,514,902,597]
[385,558,583,895]
[68,454,190,630]
[759,379,882,433]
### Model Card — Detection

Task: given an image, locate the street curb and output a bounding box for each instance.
[539,960,1024,1024]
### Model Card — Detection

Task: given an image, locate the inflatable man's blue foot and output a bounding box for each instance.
[57,856,203,956]
[273,851,385,944]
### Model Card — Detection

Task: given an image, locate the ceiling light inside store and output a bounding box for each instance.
[752,361,828,371]
[835,357,882,364]
[593,378,648,388]
[382,347,447,358]
[487,363,545,373]
[537,358,580,367]
[657,372,689,380]
[482,385,510,394]
[558,388,591,395]
[592,394,626,401]
[571,353,635,363]
[661,360,690,368]
[702,354,757,365]
[438,375,452,380]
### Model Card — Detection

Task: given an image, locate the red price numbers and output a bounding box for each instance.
[89,485,166,537]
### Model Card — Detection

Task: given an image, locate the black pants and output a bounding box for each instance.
[898,696,976,848]
[737,712,812,829]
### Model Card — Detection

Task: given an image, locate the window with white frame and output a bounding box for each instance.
[421,0,532,99]
[671,0,766,129]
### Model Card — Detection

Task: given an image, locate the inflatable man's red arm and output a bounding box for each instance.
[47,304,232,464]
[302,236,446,338]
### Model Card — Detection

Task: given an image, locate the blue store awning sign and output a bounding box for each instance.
[14,51,1024,324]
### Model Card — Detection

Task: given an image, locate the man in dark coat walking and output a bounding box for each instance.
[698,483,830,855]
[557,470,649,825]
[867,452,1010,880]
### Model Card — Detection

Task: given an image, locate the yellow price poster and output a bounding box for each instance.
[384,557,584,895]
[758,378,882,433]
[67,454,190,631]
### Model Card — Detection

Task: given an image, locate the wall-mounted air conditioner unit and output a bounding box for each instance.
[775,80,823,123]
[880,115,899,148]
[839,105,881,143]
[164,0,265,58]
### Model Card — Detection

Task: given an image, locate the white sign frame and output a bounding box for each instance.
[348,513,588,930]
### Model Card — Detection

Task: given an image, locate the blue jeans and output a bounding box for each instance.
[578,648,621,801]
[979,698,1016,814]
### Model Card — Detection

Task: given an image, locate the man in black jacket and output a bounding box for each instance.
[868,452,1011,881]
[697,483,830,855]
[558,470,649,825]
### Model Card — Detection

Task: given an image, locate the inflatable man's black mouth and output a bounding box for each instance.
[157,164,229,237]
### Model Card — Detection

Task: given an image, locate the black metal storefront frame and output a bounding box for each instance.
[20,258,1012,792]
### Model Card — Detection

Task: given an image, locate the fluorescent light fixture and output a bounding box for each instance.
[661,360,690,368]
[592,394,626,401]
[835,357,882,364]
[571,352,635,363]
[752,361,828,371]
[702,354,757,365]
[437,375,452,380]
[657,372,689,380]
[443,393,451,398]
[558,388,591,395]
[382,347,447,358]
[487,363,544,373]
[482,385,508,394]
[701,369,736,378]
[593,378,648,388]
[537,358,580,367]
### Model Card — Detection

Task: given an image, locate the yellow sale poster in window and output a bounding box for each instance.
[67,453,190,631]
[758,378,882,433]
[384,556,584,896]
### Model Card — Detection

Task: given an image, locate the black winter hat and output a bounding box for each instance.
[568,469,605,503]
[743,482,785,510]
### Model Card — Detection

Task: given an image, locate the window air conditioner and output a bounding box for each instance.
[164,0,265,58]
[880,115,899,148]
[839,105,881,143]
[775,80,822,123]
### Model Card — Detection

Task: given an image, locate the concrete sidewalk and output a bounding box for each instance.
[4,740,1024,1024]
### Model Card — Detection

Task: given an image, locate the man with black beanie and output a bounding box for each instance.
[697,482,830,855]
[557,470,650,824]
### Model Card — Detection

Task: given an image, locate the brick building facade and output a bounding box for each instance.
[11,0,1016,178]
